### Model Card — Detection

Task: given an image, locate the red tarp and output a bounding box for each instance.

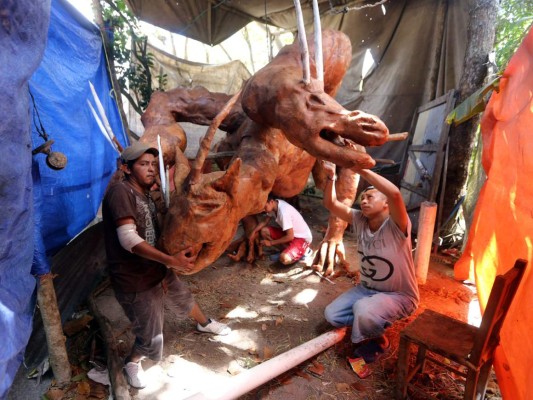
[454,27,533,399]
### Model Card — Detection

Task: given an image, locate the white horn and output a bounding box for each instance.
[293,0,310,86]
[312,0,323,87]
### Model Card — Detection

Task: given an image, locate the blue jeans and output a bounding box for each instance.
[324,284,417,343]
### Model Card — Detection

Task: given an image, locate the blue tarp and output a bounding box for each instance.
[30,0,127,258]
[0,1,51,396]
[0,0,127,396]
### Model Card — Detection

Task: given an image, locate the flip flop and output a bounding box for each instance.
[347,356,372,378]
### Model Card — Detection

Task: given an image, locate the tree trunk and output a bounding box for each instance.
[38,274,71,386]
[444,0,498,222]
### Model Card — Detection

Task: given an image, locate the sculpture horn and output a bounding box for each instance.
[293,0,310,86]
[189,89,242,185]
[212,157,242,198]
[173,147,191,196]
[312,0,323,87]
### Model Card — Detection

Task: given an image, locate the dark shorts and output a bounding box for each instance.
[267,226,310,263]
[114,270,194,361]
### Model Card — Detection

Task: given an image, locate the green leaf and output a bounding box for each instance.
[71,372,87,382]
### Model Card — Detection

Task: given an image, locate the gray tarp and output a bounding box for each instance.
[131,0,468,165]
[125,0,337,46]
[145,43,250,94]
[336,0,468,162]
[128,44,251,146]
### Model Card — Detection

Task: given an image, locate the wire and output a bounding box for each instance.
[327,0,388,15]
[176,0,233,39]
[29,89,49,141]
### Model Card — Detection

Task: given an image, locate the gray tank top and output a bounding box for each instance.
[351,210,420,304]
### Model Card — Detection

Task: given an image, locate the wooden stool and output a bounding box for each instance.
[395,259,527,399]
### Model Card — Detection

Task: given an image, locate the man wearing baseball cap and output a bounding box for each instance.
[102,141,230,389]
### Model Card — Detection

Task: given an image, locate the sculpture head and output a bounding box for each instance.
[158,158,243,273]
[240,29,389,169]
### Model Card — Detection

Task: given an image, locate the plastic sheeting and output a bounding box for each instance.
[30,0,127,257]
[454,27,533,400]
[0,1,50,397]
[336,0,468,163]
[0,0,126,396]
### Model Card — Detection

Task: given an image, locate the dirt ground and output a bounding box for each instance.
[44,195,502,400]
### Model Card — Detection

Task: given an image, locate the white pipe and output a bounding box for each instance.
[185,328,346,400]
[312,0,323,86]
[157,135,167,207]
[293,0,310,85]
[414,201,437,284]
[87,100,119,154]
[89,81,116,143]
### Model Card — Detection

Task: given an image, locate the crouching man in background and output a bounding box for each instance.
[252,193,313,265]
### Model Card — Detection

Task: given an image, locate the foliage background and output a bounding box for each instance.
[495,0,533,69]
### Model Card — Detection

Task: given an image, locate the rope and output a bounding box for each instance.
[327,0,388,15]
[177,0,233,38]
[29,89,49,141]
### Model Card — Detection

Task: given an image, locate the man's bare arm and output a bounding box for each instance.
[262,228,294,247]
[116,217,197,273]
[358,169,408,234]
[321,161,353,224]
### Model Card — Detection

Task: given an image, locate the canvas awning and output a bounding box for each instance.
[125,0,352,45]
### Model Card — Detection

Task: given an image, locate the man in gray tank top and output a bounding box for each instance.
[321,161,419,366]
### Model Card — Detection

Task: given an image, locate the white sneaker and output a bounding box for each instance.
[300,247,314,264]
[197,319,231,335]
[124,361,147,389]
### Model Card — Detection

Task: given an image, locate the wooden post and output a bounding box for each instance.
[37,273,71,385]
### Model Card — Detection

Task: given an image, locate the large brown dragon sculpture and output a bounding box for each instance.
[138,29,396,276]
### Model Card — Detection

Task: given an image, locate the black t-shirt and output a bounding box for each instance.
[102,180,167,293]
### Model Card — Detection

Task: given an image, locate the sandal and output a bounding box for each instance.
[347,356,372,378]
